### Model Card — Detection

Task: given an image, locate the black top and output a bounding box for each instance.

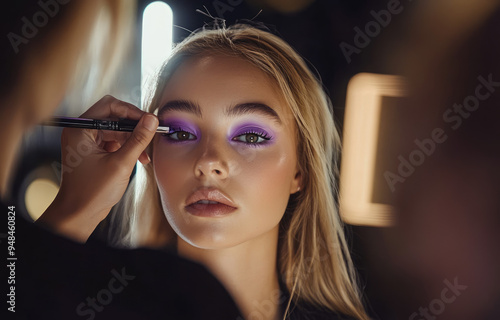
[2,202,358,320]
[1,202,242,320]
[286,303,357,320]
[281,284,358,320]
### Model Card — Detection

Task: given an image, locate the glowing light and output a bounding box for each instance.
[340,73,407,227]
[141,1,173,109]
[137,2,173,202]
[25,178,59,221]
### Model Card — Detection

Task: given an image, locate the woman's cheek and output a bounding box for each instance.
[235,146,293,187]
[153,145,192,187]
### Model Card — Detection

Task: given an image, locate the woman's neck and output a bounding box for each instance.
[177,226,283,320]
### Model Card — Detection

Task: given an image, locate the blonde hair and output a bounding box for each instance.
[110,24,369,320]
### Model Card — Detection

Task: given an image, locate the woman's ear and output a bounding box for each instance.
[290,170,302,194]
[142,143,154,165]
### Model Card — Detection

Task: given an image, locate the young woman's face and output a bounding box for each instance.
[153,55,301,249]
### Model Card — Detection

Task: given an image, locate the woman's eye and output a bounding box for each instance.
[165,131,196,141]
[233,133,270,144]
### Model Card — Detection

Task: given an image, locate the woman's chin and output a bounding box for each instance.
[183,235,233,250]
[175,227,248,251]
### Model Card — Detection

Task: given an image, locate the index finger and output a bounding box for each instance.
[80,95,145,121]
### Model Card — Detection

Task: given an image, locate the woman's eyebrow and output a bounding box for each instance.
[225,103,282,124]
[158,100,202,118]
[158,100,282,124]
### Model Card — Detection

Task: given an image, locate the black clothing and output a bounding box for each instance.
[1,201,358,320]
[286,302,357,320]
[281,283,357,320]
[1,202,242,320]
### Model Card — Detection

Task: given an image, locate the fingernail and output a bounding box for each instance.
[143,114,158,132]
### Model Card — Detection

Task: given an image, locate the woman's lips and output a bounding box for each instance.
[185,188,237,217]
[186,201,237,217]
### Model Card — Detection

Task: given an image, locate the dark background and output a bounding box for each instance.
[12,1,420,319]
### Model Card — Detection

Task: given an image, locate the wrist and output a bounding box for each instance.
[36,190,109,243]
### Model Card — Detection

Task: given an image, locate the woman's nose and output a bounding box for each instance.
[193,138,229,180]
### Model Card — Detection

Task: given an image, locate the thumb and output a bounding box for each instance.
[115,113,158,165]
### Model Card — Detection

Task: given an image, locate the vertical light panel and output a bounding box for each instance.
[141,1,173,109]
[340,73,407,227]
[137,2,173,207]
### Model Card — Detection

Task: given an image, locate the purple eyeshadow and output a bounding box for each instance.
[229,123,275,145]
[159,117,200,143]
[160,118,198,133]
[157,118,275,146]
[231,122,274,136]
